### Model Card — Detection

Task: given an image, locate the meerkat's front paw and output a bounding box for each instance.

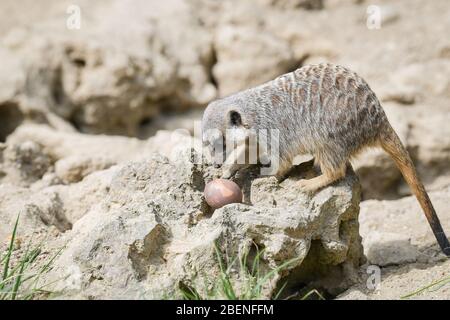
[297,179,320,193]
[221,170,232,179]
[221,165,238,179]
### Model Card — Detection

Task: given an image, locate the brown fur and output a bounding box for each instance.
[202,63,450,255]
[380,125,450,255]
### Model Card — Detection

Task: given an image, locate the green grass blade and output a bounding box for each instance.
[214,244,237,299]
[273,281,288,300]
[300,289,325,300]
[253,257,300,297]
[180,285,202,300]
[1,216,63,300]
[11,259,26,300]
[1,215,20,289]
[178,242,308,300]
[401,276,450,299]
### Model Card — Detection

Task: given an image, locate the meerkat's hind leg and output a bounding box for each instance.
[298,161,347,193]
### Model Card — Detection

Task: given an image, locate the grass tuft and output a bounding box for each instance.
[179,242,307,300]
[0,215,61,300]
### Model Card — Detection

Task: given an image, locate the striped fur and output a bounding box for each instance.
[202,63,385,175]
[202,63,450,255]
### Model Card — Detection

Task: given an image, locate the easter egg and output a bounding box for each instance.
[204,179,243,209]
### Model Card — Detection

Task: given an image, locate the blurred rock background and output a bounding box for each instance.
[0,0,449,299]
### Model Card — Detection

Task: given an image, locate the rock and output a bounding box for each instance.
[0,164,118,241]
[260,0,324,10]
[51,167,119,224]
[379,5,400,26]
[0,183,46,241]
[363,231,419,266]
[23,189,72,232]
[359,186,450,264]
[352,148,402,200]
[2,124,205,187]
[380,60,450,105]
[42,138,363,299]
[213,25,296,96]
[0,0,217,136]
[338,186,450,300]
[407,109,450,185]
[145,129,202,162]
[0,102,24,143]
[0,123,148,187]
[137,109,204,138]
[7,124,146,164]
[338,259,450,300]
[0,140,53,186]
[352,103,450,200]
[0,46,25,142]
[55,155,116,183]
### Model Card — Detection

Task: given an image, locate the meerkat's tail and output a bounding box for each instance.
[379,124,450,256]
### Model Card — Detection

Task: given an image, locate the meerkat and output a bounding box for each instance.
[201,63,450,256]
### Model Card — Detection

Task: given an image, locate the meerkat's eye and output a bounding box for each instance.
[229,110,242,127]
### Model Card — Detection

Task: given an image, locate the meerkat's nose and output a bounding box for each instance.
[214,164,222,169]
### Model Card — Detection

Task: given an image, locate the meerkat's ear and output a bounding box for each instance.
[228,110,242,127]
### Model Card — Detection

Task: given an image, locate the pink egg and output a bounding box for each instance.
[204,179,243,209]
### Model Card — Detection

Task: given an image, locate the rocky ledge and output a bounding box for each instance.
[1,125,363,299]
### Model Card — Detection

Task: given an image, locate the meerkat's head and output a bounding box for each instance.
[201,97,252,167]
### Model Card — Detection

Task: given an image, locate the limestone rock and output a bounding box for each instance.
[353,103,450,200]
[54,155,116,184]
[212,25,296,96]
[359,186,450,265]
[43,140,363,299]
[261,0,324,10]
[338,186,450,300]
[380,60,450,105]
[0,140,53,186]
[0,0,216,136]
[7,124,146,164]
[363,231,419,267]
[338,260,450,300]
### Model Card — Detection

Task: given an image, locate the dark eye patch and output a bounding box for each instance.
[229,110,242,126]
